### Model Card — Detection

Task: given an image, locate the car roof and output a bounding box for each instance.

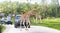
[16,14,21,16]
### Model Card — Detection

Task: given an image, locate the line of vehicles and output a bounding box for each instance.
[1,14,30,28]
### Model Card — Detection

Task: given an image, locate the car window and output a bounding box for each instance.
[4,18,7,20]
[16,16,20,19]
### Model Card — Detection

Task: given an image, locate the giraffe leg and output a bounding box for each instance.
[25,22,28,30]
[28,20,30,28]
[25,20,29,30]
[20,20,22,31]
[35,17,38,24]
[23,19,25,28]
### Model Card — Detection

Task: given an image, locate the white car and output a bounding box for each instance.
[1,16,12,25]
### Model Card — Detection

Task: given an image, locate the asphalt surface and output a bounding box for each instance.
[2,25,60,33]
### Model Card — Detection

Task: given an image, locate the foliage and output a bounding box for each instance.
[0,1,60,18]
[0,25,6,33]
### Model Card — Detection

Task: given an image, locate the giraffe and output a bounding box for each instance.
[20,8,36,30]
[31,12,42,24]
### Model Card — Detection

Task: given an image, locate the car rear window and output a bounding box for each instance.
[16,16,20,19]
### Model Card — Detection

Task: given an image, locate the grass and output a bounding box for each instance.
[31,23,60,30]
[31,18,60,30]
[0,25,6,33]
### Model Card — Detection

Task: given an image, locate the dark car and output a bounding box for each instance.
[14,14,30,28]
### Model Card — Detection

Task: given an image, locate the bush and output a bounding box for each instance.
[0,25,6,33]
[0,25,2,33]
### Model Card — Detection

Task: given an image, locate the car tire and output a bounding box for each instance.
[7,21,12,25]
[28,25,30,28]
[1,21,5,24]
[10,22,12,25]
[14,25,18,28]
[28,23,30,28]
[14,23,18,28]
[24,22,30,28]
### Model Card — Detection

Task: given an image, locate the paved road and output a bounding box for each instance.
[2,25,60,33]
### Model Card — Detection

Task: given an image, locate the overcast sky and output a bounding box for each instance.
[0,0,60,4]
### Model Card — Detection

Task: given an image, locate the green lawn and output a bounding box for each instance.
[0,25,6,33]
[31,18,60,30]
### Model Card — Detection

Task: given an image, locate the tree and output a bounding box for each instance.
[51,0,59,17]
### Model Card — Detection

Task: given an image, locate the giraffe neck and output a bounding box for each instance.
[27,8,35,15]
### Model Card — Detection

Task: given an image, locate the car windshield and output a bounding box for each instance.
[16,16,20,19]
[4,18,7,20]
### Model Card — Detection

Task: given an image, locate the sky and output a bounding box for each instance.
[0,0,60,4]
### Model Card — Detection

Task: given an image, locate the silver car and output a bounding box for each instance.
[1,16,12,24]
